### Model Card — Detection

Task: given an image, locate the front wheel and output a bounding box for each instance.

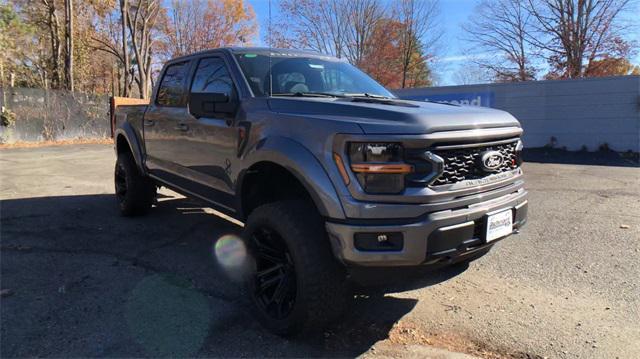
[243,200,349,336]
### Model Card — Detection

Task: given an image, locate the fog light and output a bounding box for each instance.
[354,232,403,251]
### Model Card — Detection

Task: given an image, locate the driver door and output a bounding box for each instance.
[177,56,240,209]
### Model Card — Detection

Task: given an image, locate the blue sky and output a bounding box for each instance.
[247,0,639,86]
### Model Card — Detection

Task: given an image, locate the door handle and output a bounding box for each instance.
[174,123,189,132]
[143,119,155,127]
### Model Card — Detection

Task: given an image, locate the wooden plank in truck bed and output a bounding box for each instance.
[109,97,149,138]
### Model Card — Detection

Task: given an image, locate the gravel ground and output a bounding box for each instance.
[1,144,638,358]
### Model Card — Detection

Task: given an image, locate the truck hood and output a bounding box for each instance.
[268,97,520,134]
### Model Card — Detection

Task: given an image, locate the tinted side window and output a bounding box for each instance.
[190,57,233,96]
[157,61,189,106]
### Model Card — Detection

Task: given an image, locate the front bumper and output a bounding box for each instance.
[325,188,528,266]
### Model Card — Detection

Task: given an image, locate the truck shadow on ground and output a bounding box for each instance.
[0,193,467,357]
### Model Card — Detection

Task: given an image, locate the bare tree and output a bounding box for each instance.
[63,0,73,91]
[463,0,536,82]
[162,0,256,58]
[394,0,441,88]
[342,0,384,66]
[271,0,438,87]
[271,0,349,58]
[526,0,633,78]
[41,0,62,88]
[91,3,134,96]
[452,62,493,85]
[120,0,131,96]
[126,0,161,99]
[273,0,387,63]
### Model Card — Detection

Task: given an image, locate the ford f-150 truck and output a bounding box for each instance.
[110,47,528,335]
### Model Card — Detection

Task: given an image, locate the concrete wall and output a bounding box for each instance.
[3,76,640,152]
[0,87,110,143]
[394,76,640,153]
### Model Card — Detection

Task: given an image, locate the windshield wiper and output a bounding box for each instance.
[271,92,345,98]
[343,92,391,99]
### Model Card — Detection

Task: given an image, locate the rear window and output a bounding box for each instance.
[157,61,189,106]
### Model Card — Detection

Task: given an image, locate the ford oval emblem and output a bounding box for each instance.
[480,151,504,171]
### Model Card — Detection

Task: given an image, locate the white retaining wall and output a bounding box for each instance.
[394,75,640,153]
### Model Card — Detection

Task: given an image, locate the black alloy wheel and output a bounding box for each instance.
[250,226,297,320]
[115,160,128,202]
[114,152,155,216]
[242,200,349,336]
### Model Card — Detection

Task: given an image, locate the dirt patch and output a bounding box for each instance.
[0,138,113,149]
[387,320,542,359]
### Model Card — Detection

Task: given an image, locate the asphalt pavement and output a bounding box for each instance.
[1,144,638,358]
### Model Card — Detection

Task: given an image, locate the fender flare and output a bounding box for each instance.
[113,122,146,175]
[239,136,346,220]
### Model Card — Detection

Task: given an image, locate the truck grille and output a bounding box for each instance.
[430,141,519,186]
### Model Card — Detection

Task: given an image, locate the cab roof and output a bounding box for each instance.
[168,47,343,63]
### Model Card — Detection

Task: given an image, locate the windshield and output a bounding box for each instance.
[234,53,395,98]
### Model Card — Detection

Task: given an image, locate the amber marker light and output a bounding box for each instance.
[350,163,413,174]
[333,153,351,185]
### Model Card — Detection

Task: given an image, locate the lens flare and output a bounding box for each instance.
[214,234,247,269]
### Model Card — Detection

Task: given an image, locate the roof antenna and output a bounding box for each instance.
[268,0,272,96]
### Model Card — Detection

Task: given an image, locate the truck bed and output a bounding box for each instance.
[109,97,149,138]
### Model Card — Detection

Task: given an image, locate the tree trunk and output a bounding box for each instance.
[122,0,159,99]
[120,0,130,97]
[44,0,62,89]
[64,0,74,91]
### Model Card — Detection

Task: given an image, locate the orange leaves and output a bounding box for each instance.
[161,0,257,58]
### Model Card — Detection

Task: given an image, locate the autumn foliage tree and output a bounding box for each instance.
[6,0,116,91]
[161,0,257,59]
[527,0,634,79]
[394,0,440,88]
[359,19,433,88]
[462,0,637,82]
[270,0,438,88]
[0,4,39,88]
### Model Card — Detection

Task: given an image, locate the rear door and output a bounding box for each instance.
[143,60,192,177]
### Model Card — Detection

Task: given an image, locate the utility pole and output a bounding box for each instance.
[64,0,74,91]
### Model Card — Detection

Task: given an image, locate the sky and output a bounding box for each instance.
[247,0,478,85]
[247,0,640,86]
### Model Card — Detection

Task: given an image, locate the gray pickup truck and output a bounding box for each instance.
[110,47,528,335]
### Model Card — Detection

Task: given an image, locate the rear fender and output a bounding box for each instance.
[114,122,146,175]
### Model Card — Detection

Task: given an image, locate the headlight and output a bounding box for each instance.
[347,143,412,194]
[515,140,523,166]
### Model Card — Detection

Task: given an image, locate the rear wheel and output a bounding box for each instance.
[114,152,156,216]
[243,200,349,336]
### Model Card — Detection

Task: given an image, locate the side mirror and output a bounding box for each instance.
[189,92,237,118]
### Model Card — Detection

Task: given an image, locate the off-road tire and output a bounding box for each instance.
[114,152,156,216]
[243,200,349,336]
